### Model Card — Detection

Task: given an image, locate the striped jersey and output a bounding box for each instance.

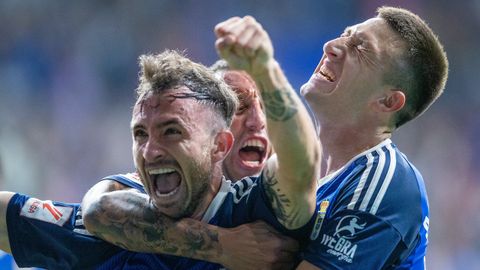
[6,173,315,269]
[303,139,429,269]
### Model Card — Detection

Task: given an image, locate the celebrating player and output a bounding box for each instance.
[214,6,448,269]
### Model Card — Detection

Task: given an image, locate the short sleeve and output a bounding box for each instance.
[7,193,120,270]
[302,209,403,269]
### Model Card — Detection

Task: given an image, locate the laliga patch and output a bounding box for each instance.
[20,198,73,226]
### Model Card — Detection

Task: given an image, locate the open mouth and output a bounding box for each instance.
[148,168,181,197]
[238,138,267,166]
[319,65,336,82]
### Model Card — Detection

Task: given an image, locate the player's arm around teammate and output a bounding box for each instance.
[81,178,299,270]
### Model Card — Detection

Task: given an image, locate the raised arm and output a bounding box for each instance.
[215,16,320,229]
[82,180,299,270]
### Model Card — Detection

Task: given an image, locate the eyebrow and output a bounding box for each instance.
[131,119,180,131]
[343,26,353,34]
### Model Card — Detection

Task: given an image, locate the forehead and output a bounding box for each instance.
[345,18,396,42]
[131,87,211,126]
[223,70,259,105]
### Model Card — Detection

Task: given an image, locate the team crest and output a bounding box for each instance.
[310,200,329,240]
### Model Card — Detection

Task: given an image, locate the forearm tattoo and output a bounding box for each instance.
[263,169,298,228]
[260,88,298,122]
[89,194,220,260]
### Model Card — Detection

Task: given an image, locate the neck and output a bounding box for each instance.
[190,168,223,220]
[318,121,391,178]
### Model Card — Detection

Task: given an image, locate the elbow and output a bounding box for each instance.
[82,194,110,234]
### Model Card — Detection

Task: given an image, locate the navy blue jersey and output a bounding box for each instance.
[303,139,429,269]
[6,194,122,270]
[7,173,316,269]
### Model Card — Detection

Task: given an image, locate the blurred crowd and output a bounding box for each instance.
[0,0,478,269]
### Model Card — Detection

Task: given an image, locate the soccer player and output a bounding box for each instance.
[0,49,319,269]
[214,6,448,269]
[211,60,272,181]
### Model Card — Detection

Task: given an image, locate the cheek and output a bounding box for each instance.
[132,144,142,167]
[230,116,245,138]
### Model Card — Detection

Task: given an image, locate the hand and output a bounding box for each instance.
[214,16,274,77]
[217,220,300,270]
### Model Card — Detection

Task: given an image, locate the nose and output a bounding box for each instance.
[323,38,345,61]
[245,104,266,131]
[143,138,165,162]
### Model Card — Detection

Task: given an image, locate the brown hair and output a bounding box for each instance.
[377,6,449,128]
[210,59,260,114]
[136,50,238,127]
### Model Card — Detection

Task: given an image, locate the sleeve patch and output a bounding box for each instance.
[19,198,73,226]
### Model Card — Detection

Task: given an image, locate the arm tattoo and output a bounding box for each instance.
[260,89,298,122]
[263,168,305,229]
[88,193,220,260]
[263,169,290,225]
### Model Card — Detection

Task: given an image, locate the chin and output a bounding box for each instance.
[300,82,310,96]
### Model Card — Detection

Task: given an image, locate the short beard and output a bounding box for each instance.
[181,158,212,218]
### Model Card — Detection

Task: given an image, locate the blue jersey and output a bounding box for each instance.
[7,173,315,269]
[303,139,429,269]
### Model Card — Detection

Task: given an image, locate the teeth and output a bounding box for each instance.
[149,168,175,175]
[319,65,335,82]
[245,161,260,166]
[242,139,265,151]
[155,186,180,197]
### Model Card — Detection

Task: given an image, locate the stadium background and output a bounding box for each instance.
[0,0,478,269]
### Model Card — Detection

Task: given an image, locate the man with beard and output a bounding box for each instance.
[0,49,319,269]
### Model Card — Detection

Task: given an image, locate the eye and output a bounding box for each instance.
[236,105,249,115]
[165,127,182,135]
[345,36,364,50]
[133,129,148,140]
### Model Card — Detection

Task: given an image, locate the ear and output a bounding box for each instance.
[374,90,405,112]
[212,130,234,163]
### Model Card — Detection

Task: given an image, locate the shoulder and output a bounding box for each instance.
[101,172,145,193]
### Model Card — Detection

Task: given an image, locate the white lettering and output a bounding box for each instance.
[345,243,357,258]
[327,236,337,249]
[339,238,352,254]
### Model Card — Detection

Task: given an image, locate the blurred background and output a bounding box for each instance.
[0,0,478,269]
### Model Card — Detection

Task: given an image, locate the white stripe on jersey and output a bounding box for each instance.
[348,153,375,210]
[370,143,396,214]
[359,149,386,211]
[73,228,93,236]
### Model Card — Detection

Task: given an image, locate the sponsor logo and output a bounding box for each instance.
[20,198,73,226]
[320,215,366,263]
[334,215,366,239]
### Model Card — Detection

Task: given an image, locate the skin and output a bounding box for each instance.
[0,19,320,270]
[222,70,270,181]
[131,88,228,219]
[215,16,320,230]
[82,19,320,269]
[296,18,407,270]
[81,80,303,269]
[299,18,405,179]
[0,192,14,253]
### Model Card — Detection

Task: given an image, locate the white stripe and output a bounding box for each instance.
[201,177,231,222]
[348,153,374,210]
[370,144,396,214]
[73,228,93,236]
[75,219,84,226]
[359,149,386,211]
